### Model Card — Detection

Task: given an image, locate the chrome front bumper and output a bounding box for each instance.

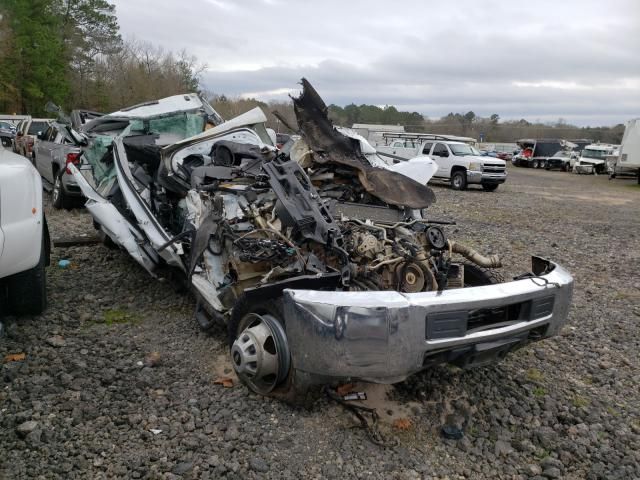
[467,170,507,184]
[283,257,573,383]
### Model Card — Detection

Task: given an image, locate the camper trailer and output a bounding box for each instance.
[609,119,640,181]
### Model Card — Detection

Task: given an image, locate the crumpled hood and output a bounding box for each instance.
[291,78,436,209]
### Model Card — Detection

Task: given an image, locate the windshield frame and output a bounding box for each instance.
[582,148,611,159]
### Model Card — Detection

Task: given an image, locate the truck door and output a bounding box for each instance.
[36,126,56,183]
[432,143,451,177]
[391,140,405,155]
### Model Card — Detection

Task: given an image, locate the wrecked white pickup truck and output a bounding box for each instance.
[70,80,573,400]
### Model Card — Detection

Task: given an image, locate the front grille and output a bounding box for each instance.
[426,300,533,339]
[483,163,506,174]
[467,301,529,332]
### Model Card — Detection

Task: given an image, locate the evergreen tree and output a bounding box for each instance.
[0,0,69,114]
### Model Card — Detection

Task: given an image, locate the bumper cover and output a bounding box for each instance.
[467,170,507,184]
[283,257,572,383]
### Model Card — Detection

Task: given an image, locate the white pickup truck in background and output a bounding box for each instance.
[376,134,507,191]
[573,144,618,174]
[0,147,50,316]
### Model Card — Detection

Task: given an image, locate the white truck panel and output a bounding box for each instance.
[619,119,640,168]
[0,149,44,278]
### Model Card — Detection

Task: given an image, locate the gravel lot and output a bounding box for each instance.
[1,167,639,479]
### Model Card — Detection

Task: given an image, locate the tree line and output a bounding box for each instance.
[0,0,201,115]
[325,104,625,144]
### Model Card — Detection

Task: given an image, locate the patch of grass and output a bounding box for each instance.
[532,386,546,397]
[526,368,544,383]
[606,406,619,417]
[572,395,590,408]
[103,308,142,325]
[535,448,550,460]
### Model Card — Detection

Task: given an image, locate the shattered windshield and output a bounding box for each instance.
[450,144,475,156]
[85,112,208,194]
[128,113,205,145]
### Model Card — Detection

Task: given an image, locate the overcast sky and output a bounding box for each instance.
[112,0,639,126]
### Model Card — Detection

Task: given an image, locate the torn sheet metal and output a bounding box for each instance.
[68,163,159,274]
[292,78,436,209]
[112,138,185,269]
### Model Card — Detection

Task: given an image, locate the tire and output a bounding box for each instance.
[532,160,540,169]
[8,233,47,315]
[482,183,499,192]
[463,263,503,287]
[228,297,316,406]
[52,170,74,210]
[450,170,468,190]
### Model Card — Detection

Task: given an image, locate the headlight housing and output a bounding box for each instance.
[469,162,482,172]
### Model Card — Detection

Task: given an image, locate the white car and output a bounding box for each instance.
[0,147,49,315]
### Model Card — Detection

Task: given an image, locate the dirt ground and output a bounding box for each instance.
[1,166,639,479]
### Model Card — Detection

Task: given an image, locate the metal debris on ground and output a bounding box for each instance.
[441,424,464,440]
[325,386,398,447]
[342,392,367,401]
[53,236,101,248]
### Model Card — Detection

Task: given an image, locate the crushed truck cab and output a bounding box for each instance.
[71,79,574,401]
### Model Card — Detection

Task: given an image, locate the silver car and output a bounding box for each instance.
[33,123,83,209]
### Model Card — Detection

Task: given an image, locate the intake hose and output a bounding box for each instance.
[449,240,502,268]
